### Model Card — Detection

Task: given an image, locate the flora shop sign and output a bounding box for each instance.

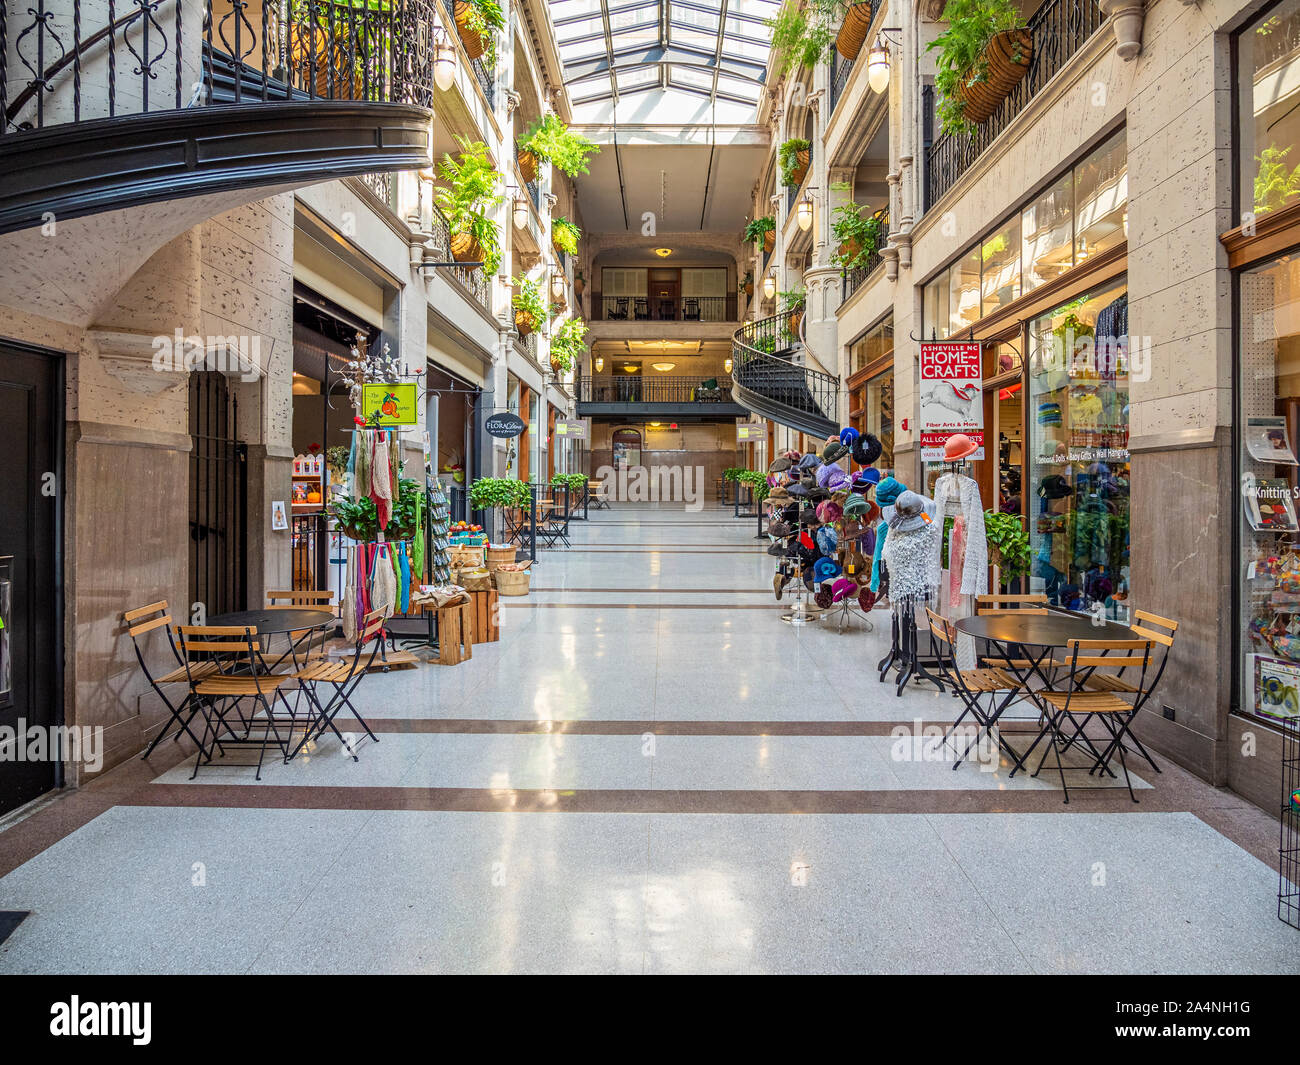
[919,340,984,462]
[485,411,527,438]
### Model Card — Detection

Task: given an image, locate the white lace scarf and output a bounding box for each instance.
[932,473,988,597]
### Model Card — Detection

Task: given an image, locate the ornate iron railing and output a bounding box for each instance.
[514,328,537,362]
[731,309,838,434]
[840,210,889,306]
[360,170,395,208]
[3,0,439,137]
[923,0,1104,210]
[597,294,735,322]
[829,47,855,115]
[576,375,735,404]
[429,200,489,307]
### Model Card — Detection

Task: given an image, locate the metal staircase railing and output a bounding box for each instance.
[731,309,839,439]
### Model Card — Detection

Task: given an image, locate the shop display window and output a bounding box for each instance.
[1239,252,1300,723]
[866,369,895,473]
[1021,173,1073,292]
[1026,278,1130,620]
[981,216,1022,316]
[1237,0,1300,220]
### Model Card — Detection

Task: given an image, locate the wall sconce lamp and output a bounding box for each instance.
[867,29,902,95]
[507,187,528,230]
[724,356,733,374]
[434,37,457,92]
[796,191,814,231]
[550,269,565,301]
[762,272,777,300]
[594,355,604,372]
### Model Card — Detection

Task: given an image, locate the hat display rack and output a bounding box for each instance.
[765,430,884,631]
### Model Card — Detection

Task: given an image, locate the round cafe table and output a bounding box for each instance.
[207,608,335,671]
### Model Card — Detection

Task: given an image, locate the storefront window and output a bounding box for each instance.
[1074,132,1128,261]
[1238,0,1300,219]
[951,247,982,333]
[1238,252,1300,723]
[1021,173,1073,292]
[1026,279,1130,619]
[866,369,895,472]
[981,217,1021,315]
[923,270,951,340]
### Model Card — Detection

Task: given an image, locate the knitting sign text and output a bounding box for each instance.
[919,341,984,462]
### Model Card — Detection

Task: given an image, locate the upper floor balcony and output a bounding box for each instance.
[593,294,737,323]
[922,0,1105,212]
[574,373,748,419]
[0,0,437,234]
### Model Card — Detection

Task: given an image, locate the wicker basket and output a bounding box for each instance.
[460,569,493,592]
[495,569,531,596]
[518,149,538,184]
[834,2,874,61]
[450,232,484,267]
[959,29,1033,125]
[789,148,811,187]
[515,310,536,336]
[453,0,485,60]
[763,229,775,253]
[486,545,518,571]
[450,544,486,570]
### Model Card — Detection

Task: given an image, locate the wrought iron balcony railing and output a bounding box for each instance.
[840,211,889,307]
[429,200,489,308]
[2,0,439,137]
[576,375,736,405]
[923,0,1104,211]
[829,48,855,116]
[731,309,838,438]
[596,294,736,322]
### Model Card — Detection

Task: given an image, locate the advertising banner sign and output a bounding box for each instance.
[919,341,984,461]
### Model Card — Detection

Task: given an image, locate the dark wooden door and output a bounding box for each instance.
[0,345,62,815]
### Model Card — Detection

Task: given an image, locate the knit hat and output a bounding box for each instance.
[851,432,882,467]
[831,577,857,603]
[839,427,860,447]
[843,493,869,519]
[888,490,929,533]
[852,468,881,492]
[815,526,839,556]
[816,499,842,524]
[813,557,841,582]
[875,476,906,508]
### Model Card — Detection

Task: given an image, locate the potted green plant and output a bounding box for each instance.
[831,200,885,270]
[517,113,600,181]
[470,477,532,512]
[780,289,807,336]
[325,444,350,481]
[768,0,850,74]
[549,316,587,375]
[551,216,581,258]
[927,0,1031,138]
[330,476,422,541]
[984,510,1031,586]
[453,0,505,66]
[434,136,504,273]
[779,138,812,187]
[573,269,585,296]
[511,276,547,337]
[744,216,776,253]
[736,469,771,503]
[740,271,754,296]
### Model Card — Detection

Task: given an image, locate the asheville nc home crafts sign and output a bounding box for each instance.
[919,340,984,462]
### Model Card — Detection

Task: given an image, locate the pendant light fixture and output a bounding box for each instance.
[434,40,457,92]
[513,194,529,230]
[550,270,565,301]
[594,355,604,373]
[867,36,890,94]
[796,194,814,231]
[762,272,777,300]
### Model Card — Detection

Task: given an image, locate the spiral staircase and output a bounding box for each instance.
[730,309,838,439]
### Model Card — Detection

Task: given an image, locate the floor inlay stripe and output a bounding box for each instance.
[335,718,1043,736]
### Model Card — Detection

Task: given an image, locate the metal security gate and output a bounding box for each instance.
[189,372,246,618]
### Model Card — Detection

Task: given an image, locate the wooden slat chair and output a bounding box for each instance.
[176,625,298,780]
[288,609,384,761]
[1066,609,1177,774]
[925,608,1025,772]
[124,601,214,758]
[266,589,337,666]
[1031,638,1154,804]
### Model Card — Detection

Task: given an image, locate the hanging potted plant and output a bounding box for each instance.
[512,276,547,337]
[830,198,885,269]
[768,0,850,74]
[740,270,754,296]
[549,316,587,376]
[517,113,600,183]
[781,289,807,337]
[453,0,504,64]
[574,269,585,296]
[433,136,504,273]
[551,216,581,259]
[927,0,1032,137]
[835,2,874,60]
[779,137,812,187]
[745,216,776,253]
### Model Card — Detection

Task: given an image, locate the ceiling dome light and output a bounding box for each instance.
[513,196,529,230]
[867,38,890,94]
[653,247,672,258]
[652,362,676,372]
[434,42,457,92]
[796,196,813,231]
[762,273,776,300]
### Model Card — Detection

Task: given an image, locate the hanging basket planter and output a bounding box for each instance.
[289,23,364,99]
[958,29,1033,125]
[763,229,776,253]
[517,148,538,184]
[789,309,804,336]
[450,232,484,267]
[453,0,485,61]
[551,238,564,260]
[837,238,862,263]
[550,355,565,375]
[743,280,753,295]
[515,310,536,337]
[835,2,874,61]
[574,276,585,296]
[790,148,811,187]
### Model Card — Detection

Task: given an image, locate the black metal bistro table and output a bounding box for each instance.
[207,608,335,672]
[954,611,1144,778]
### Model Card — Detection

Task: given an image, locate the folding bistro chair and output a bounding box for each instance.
[925,608,1025,772]
[124,601,215,758]
[176,625,298,780]
[1066,609,1177,774]
[537,493,573,548]
[1032,637,1154,803]
[288,609,385,761]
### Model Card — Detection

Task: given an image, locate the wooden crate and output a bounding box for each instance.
[436,600,473,665]
[470,588,499,643]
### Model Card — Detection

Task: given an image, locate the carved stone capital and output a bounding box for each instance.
[881,246,900,283]
[503,89,522,113]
